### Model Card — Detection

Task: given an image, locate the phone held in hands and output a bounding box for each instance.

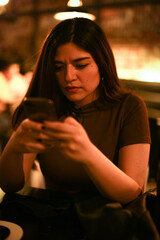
[22,97,57,122]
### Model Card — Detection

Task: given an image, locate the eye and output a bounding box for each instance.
[75,63,89,69]
[54,65,64,72]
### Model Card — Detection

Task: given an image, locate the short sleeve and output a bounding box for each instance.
[119,93,151,148]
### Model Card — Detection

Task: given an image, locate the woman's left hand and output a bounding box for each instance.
[42,116,94,163]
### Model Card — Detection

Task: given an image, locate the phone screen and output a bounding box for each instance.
[22,97,57,122]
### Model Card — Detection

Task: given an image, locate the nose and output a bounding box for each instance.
[65,64,76,82]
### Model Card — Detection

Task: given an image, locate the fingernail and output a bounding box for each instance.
[37,138,42,142]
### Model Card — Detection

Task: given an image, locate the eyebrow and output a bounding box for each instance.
[54,57,91,64]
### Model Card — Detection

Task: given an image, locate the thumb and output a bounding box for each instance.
[64,116,80,126]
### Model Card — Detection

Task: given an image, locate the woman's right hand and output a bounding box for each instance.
[8,118,53,153]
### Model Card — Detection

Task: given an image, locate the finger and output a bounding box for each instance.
[29,130,52,141]
[36,138,55,147]
[26,140,54,152]
[63,116,80,126]
[21,119,52,141]
[43,117,78,133]
[21,119,44,132]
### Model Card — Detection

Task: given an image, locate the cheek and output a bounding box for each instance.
[89,64,100,78]
[84,77,100,93]
[86,68,100,87]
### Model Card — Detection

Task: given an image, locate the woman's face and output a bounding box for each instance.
[54,42,100,108]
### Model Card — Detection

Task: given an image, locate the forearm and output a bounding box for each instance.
[0,140,25,193]
[83,145,142,204]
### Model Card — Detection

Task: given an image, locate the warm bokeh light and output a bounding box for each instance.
[67,0,83,7]
[117,68,160,83]
[54,0,95,21]
[0,0,9,6]
[113,45,160,83]
[54,11,96,21]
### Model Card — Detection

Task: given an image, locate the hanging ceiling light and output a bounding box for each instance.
[67,0,83,7]
[0,0,9,14]
[54,11,96,21]
[0,0,9,6]
[54,0,96,21]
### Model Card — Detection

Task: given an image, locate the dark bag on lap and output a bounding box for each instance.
[0,187,159,240]
[75,189,160,240]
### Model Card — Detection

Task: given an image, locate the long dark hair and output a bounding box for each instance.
[12,18,125,127]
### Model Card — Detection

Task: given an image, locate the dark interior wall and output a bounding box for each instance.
[0,0,59,71]
[0,0,160,72]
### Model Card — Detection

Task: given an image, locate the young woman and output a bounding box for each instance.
[0,18,151,205]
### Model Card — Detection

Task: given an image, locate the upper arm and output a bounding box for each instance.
[118,143,150,191]
[23,153,37,183]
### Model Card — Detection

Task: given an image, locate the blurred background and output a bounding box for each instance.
[0,0,159,186]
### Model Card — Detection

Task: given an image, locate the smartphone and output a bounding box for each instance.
[22,97,57,122]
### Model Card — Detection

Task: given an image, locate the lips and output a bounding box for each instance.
[65,86,80,92]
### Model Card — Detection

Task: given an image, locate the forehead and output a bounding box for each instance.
[54,42,92,60]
